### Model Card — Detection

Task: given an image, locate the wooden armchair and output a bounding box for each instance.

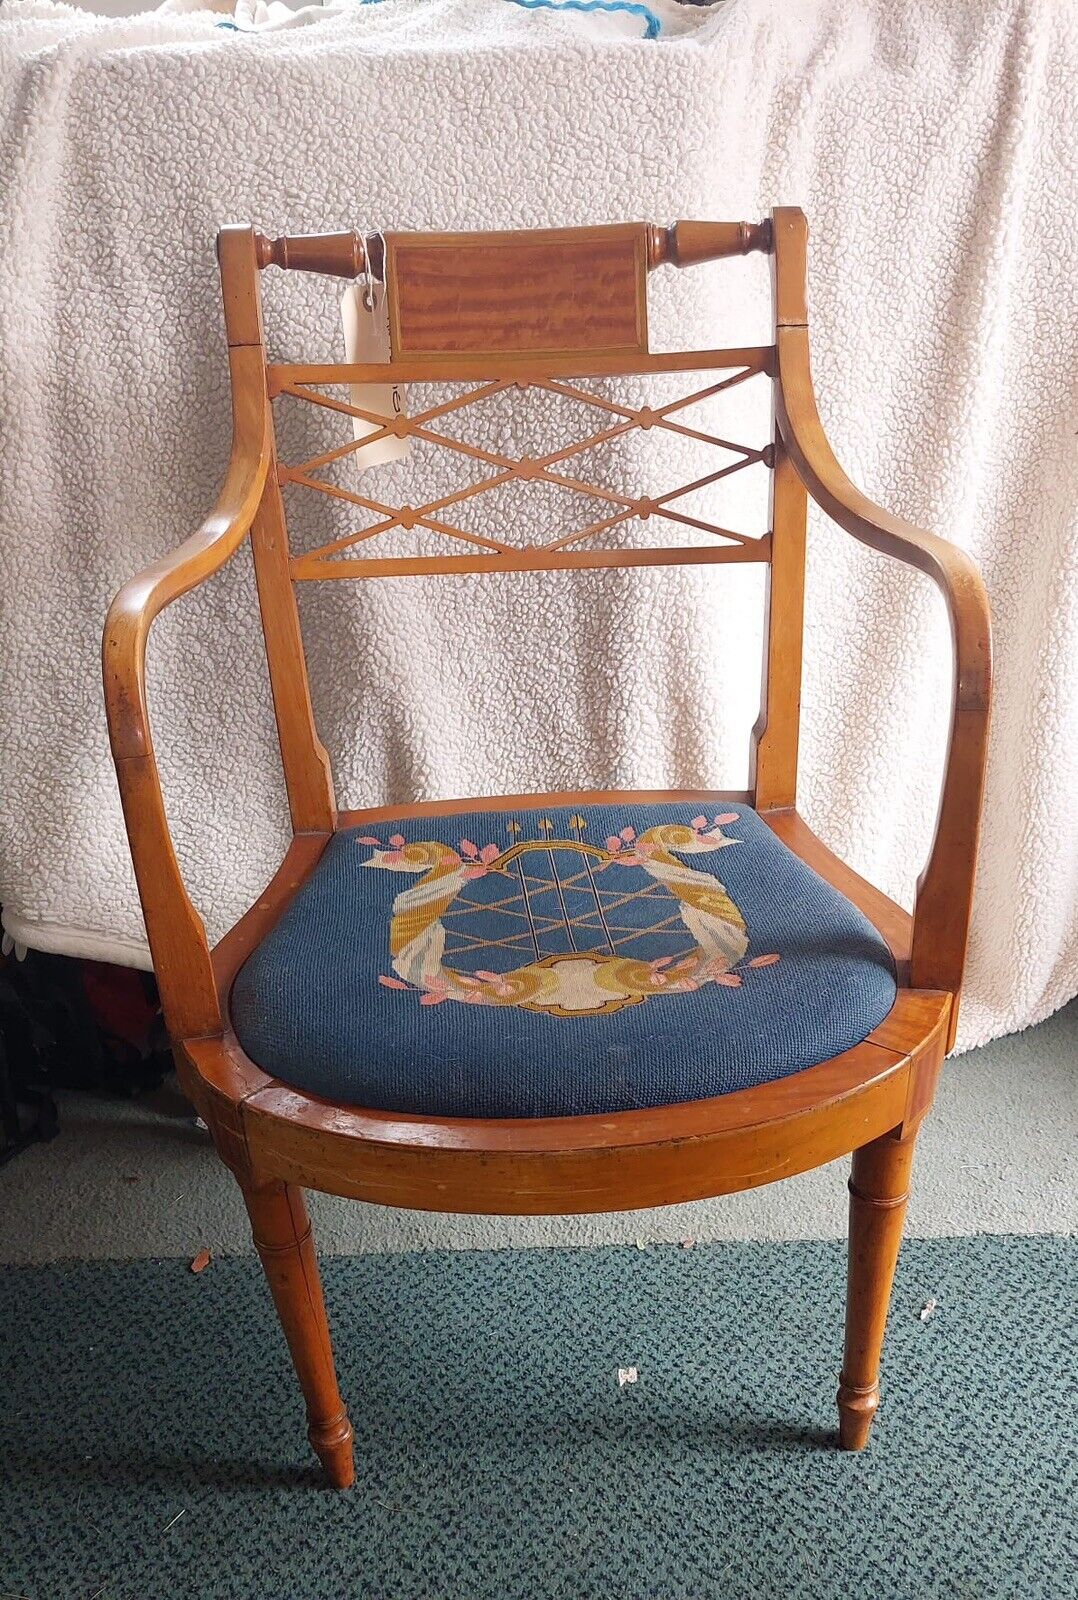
[103,210,991,1489]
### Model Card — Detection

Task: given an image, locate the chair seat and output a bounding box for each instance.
[230,801,898,1119]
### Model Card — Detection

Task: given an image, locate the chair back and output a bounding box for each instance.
[217,211,810,814]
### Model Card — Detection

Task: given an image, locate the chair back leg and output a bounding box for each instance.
[838,1127,918,1450]
[242,1177,355,1488]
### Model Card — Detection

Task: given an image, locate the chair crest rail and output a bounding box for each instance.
[252,220,773,282]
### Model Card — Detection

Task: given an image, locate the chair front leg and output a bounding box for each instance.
[837,1127,917,1450]
[242,1176,355,1488]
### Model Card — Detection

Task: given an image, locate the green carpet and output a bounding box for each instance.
[1,1237,1074,1599]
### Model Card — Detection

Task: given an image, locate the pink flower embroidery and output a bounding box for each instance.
[458,840,501,879]
[749,954,781,968]
[699,957,743,988]
[605,830,654,868]
[692,811,739,834]
[356,835,381,846]
[378,975,409,990]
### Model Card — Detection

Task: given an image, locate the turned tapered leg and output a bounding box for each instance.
[837,1128,917,1451]
[242,1178,355,1488]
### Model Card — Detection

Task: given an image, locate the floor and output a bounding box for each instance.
[0,1001,1074,1262]
[3,1236,1075,1600]
[2,1005,1074,1598]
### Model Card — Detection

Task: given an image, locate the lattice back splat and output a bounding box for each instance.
[274,354,774,579]
[272,348,774,578]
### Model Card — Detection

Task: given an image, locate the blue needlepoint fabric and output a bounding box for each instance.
[230,803,897,1118]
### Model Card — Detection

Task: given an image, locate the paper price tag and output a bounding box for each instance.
[340,280,409,466]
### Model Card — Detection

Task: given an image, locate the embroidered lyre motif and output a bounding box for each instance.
[361,813,780,1017]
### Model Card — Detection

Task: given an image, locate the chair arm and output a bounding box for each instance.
[102,347,271,1039]
[775,326,992,1044]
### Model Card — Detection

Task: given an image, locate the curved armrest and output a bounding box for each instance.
[775,325,992,1042]
[102,346,271,1039]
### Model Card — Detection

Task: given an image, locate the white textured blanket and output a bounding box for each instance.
[0,0,1075,1052]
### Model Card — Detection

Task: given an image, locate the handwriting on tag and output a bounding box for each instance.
[340,281,409,466]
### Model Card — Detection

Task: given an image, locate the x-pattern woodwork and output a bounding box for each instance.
[275,359,772,580]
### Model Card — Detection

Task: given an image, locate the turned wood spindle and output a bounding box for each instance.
[243,1179,355,1488]
[253,230,386,281]
[837,1129,918,1451]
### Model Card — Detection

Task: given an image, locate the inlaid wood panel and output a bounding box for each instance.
[385,225,649,360]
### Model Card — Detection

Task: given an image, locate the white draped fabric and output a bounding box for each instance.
[0,0,1074,1051]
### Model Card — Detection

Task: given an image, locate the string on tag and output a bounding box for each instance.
[361,230,378,313]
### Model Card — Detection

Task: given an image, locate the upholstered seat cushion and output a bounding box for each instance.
[230,802,897,1119]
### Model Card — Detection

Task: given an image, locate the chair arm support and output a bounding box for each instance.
[102,348,271,1039]
[775,326,992,1041]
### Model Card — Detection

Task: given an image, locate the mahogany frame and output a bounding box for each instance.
[102,210,991,1488]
